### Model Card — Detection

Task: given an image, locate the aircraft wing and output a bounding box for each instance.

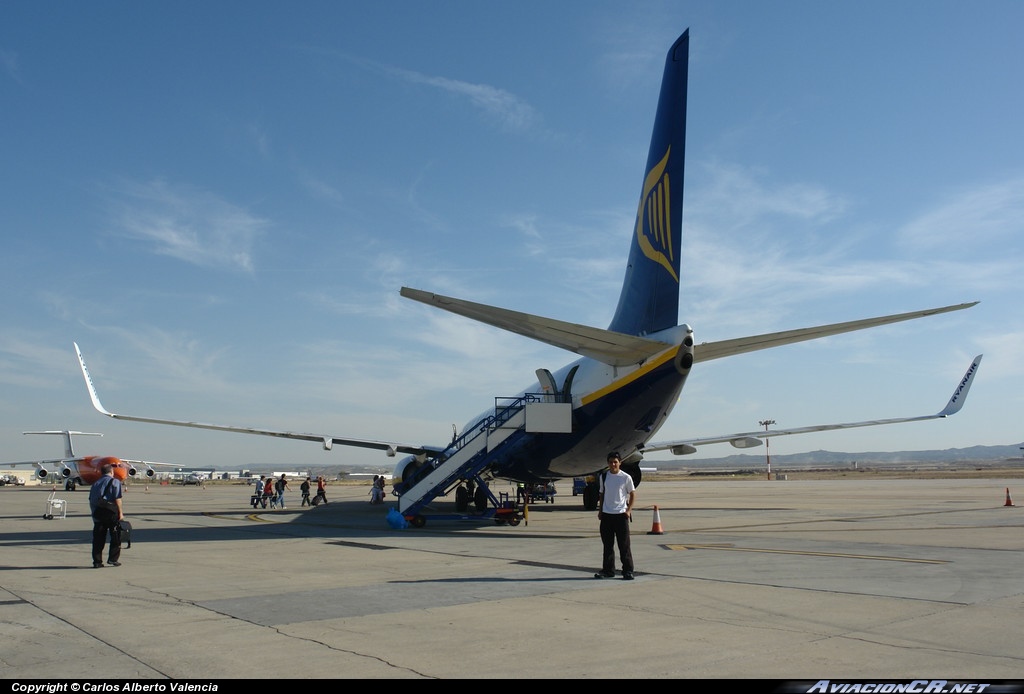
[3,455,175,477]
[74,343,444,459]
[693,302,978,363]
[643,354,982,455]
[1,459,82,485]
[118,459,179,467]
[3,458,77,469]
[400,287,672,367]
[3,457,180,470]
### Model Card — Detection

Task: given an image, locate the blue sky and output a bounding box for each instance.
[2,1,1021,472]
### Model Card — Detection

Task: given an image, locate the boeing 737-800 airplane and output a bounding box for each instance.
[74,30,981,523]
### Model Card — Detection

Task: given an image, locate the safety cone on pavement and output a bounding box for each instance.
[647,505,665,535]
[1004,488,1015,507]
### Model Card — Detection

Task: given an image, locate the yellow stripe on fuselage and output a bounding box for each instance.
[580,345,679,406]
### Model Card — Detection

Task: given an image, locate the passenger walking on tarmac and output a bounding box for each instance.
[594,452,635,580]
[275,474,290,509]
[262,476,275,508]
[370,475,385,504]
[89,463,124,568]
[314,475,328,505]
[253,475,266,508]
[300,477,311,506]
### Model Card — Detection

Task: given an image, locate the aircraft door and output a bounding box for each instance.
[561,365,579,404]
[536,368,558,402]
[536,365,579,404]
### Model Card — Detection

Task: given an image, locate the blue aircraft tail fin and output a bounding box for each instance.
[607,30,689,337]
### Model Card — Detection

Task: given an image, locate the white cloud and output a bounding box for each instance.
[0,333,71,389]
[691,159,849,232]
[384,65,540,133]
[108,179,266,273]
[898,177,1024,251]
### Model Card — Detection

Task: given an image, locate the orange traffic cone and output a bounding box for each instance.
[1004,488,1015,507]
[647,505,665,535]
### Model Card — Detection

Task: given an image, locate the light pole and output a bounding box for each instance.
[759,419,775,480]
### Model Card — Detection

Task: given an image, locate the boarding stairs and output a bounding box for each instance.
[397,393,571,519]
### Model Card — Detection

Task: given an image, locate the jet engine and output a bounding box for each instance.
[392,454,420,493]
[126,463,157,479]
[392,453,435,495]
[35,463,72,480]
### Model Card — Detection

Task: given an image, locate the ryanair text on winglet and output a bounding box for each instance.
[950,361,978,404]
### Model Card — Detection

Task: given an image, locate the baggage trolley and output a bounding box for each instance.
[44,490,67,520]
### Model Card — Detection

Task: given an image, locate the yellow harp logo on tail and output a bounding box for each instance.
[634,146,677,283]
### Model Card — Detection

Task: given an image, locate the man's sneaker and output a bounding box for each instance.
[593,570,615,579]
[622,572,634,580]
[107,561,122,567]
[92,562,104,569]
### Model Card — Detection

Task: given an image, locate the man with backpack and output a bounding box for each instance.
[89,463,124,568]
[274,474,290,509]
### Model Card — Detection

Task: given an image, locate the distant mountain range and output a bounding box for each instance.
[646,442,1024,471]
[233,443,1024,477]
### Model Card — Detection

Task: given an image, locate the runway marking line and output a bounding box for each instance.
[663,543,947,564]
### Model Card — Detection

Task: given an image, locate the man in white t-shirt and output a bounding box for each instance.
[594,451,635,580]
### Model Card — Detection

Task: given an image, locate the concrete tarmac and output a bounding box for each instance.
[1,477,1022,680]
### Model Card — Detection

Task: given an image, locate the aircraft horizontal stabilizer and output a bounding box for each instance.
[73,343,443,459]
[694,302,978,363]
[400,287,673,366]
[643,354,982,455]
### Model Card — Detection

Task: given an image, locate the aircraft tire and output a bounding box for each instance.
[410,515,426,528]
[473,485,488,513]
[455,485,470,512]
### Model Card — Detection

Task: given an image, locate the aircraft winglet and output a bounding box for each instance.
[936,354,982,416]
[74,343,115,416]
